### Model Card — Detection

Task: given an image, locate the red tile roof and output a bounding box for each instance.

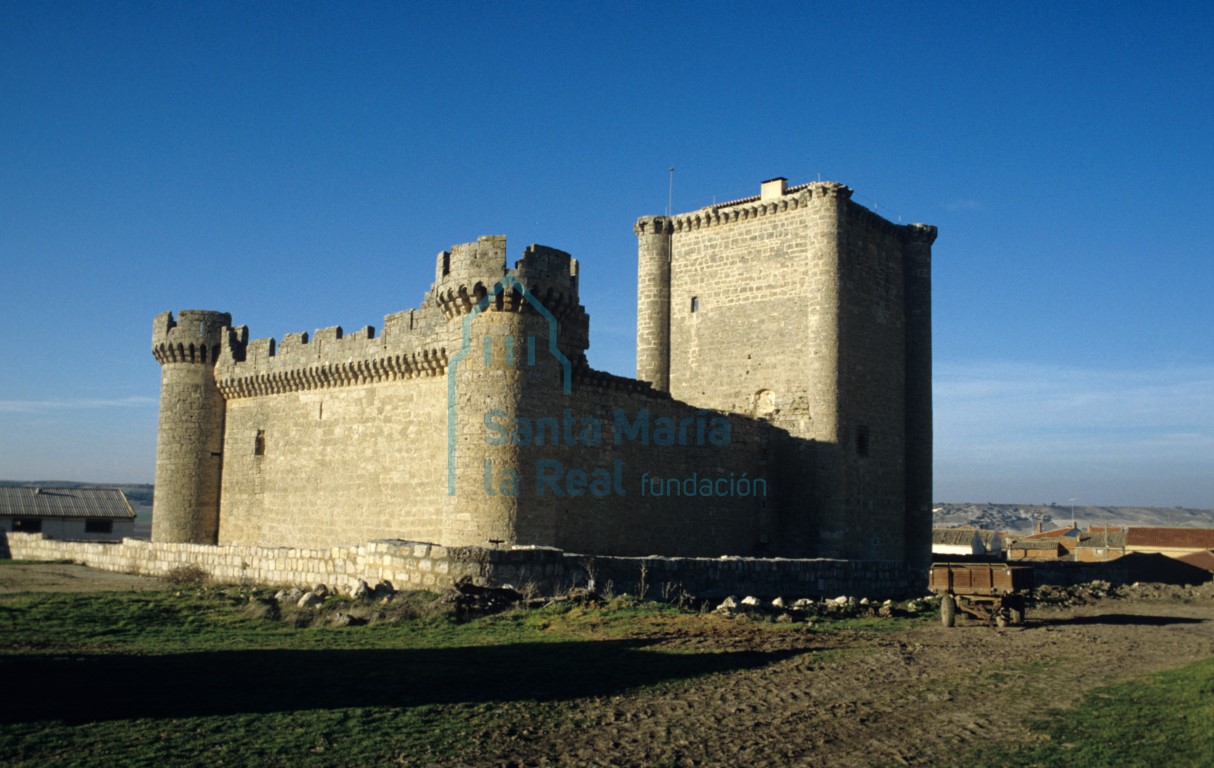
[1125,527,1214,549]
[1176,550,1214,573]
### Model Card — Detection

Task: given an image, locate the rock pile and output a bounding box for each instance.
[711,594,937,622]
[441,578,524,618]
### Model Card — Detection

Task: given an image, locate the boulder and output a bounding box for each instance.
[297,591,324,609]
[275,586,303,603]
[373,580,396,598]
[714,596,739,614]
[349,579,371,600]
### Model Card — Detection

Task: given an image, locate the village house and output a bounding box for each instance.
[931,528,1003,559]
[1123,527,1214,559]
[1074,527,1127,563]
[0,487,136,542]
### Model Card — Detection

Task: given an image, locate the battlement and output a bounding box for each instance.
[573,364,670,398]
[152,310,234,366]
[654,180,850,234]
[638,178,936,246]
[200,238,591,399]
[433,235,508,285]
[214,318,449,399]
[429,238,586,325]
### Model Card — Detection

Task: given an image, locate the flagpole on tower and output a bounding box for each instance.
[667,166,675,218]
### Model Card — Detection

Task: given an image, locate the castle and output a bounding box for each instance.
[151,176,936,569]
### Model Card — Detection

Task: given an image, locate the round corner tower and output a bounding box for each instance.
[151,309,231,544]
[634,215,673,391]
[432,238,589,549]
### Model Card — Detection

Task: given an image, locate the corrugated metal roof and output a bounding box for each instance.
[1026,526,1080,539]
[1125,527,1214,549]
[976,529,1003,549]
[1078,530,1127,548]
[0,487,135,520]
[932,528,979,546]
[1011,539,1061,550]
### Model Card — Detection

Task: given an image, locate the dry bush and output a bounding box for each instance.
[164,564,209,586]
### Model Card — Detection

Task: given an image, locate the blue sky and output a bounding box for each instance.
[1,1,1211,507]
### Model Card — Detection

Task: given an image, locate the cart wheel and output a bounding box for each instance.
[941,595,956,628]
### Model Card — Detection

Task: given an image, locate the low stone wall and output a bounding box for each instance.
[0,532,926,599]
[586,555,921,599]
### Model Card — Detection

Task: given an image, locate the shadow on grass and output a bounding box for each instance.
[1,639,809,724]
[1036,613,1206,627]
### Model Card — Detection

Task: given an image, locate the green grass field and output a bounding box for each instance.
[972,656,1214,768]
[0,585,831,767]
[2,580,1211,767]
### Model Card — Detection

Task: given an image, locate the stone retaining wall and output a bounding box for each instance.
[0,532,926,599]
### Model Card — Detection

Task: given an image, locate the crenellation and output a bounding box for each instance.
[145,174,931,576]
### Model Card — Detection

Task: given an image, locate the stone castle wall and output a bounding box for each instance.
[634,178,935,563]
[527,370,773,557]
[146,176,934,570]
[834,201,910,561]
[1,532,924,599]
[218,376,450,548]
[164,236,780,557]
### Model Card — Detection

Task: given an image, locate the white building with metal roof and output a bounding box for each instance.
[0,487,136,541]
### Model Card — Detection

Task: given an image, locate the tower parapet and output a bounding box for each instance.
[428,237,589,363]
[151,310,232,544]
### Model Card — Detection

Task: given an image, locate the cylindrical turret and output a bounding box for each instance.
[635,215,673,391]
[442,276,568,548]
[151,310,231,544]
[902,224,936,571]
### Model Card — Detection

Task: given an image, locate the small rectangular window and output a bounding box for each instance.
[12,518,42,533]
[85,519,113,534]
[856,425,871,457]
[254,429,266,456]
[690,296,700,313]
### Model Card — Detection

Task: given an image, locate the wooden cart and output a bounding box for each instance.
[929,562,1033,628]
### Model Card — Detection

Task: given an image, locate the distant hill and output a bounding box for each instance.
[934,502,1214,533]
[5,482,1210,540]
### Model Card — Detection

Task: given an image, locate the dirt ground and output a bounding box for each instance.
[0,562,169,593]
[455,586,1214,767]
[2,563,1212,766]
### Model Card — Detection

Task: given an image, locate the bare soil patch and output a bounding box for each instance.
[0,562,169,593]
[451,590,1214,767]
[2,562,1211,766]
